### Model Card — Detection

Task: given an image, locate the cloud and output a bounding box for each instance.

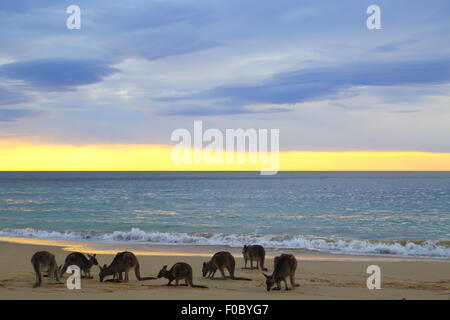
[116,34,219,61]
[157,104,290,116]
[152,57,450,115]
[0,0,449,152]
[388,109,422,114]
[0,87,32,105]
[0,0,217,63]
[201,58,450,105]
[0,0,55,14]
[372,39,419,53]
[0,109,41,122]
[0,59,119,90]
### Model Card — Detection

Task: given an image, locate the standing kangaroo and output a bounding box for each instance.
[31,251,62,288]
[202,251,251,281]
[242,245,268,271]
[263,254,299,291]
[157,263,207,288]
[98,251,156,282]
[59,252,98,279]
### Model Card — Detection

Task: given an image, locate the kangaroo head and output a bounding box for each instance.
[242,245,248,255]
[87,254,99,266]
[157,265,167,278]
[263,273,275,291]
[202,262,208,277]
[99,264,113,282]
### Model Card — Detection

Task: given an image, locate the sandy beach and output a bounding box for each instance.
[0,237,448,300]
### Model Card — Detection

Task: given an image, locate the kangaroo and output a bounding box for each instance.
[263,254,299,291]
[31,251,62,288]
[98,251,156,282]
[202,251,251,281]
[242,245,268,271]
[59,252,98,279]
[157,263,208,288]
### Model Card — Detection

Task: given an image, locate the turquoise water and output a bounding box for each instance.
[0,172,449,257]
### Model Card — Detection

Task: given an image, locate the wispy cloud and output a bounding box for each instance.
[0,87,32,105]
[157,104,291,116]
[0,109,41,122]
[0,59,119,91]
[372,39,419,53]
[165,58,450,106]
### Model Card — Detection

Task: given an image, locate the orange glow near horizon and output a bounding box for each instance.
[0,141,449,171]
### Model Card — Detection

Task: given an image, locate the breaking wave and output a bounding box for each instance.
[1,227,449,258]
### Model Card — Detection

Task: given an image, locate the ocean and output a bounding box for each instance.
[0,171,449,258]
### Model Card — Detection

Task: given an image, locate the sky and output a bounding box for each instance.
[0,0,449,170]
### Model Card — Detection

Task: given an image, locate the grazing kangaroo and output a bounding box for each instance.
[31,251,62,288]
[202,251,251,281]
[59,252,98,279]
[157,263,207,288]
[264,254,299,291]
[242,245,268,271]
[99,251,156,282]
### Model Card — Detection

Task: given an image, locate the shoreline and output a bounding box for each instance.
[1,227,448,259]
[0,238,449,300]
[1,236,447,262]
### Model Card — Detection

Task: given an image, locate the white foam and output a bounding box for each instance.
[0,228,448,258]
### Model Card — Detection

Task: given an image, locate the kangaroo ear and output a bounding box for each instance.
[93,254,96,257]
[163,265,167,269]
[263,273,270,279]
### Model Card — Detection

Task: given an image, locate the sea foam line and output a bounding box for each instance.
[0,227,449,258]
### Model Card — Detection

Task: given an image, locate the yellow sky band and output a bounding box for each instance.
[0,142,449,171]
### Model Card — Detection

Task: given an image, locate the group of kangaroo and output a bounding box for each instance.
[30,244,299,291]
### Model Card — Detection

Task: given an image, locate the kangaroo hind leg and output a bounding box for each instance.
[32,262,42,288]
[290,272,299,287]
[284,279,290,290]
[219,267,227,280]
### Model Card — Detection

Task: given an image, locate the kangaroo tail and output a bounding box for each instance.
[229,276,252,281]
[134,263,144,281]
[135,263,156,281]
[187,273,207,288]
[139,277,157,280]
[135,264,143,280]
